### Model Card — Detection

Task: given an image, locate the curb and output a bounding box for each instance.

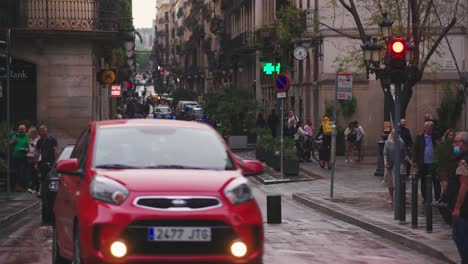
[0,200,41,228]
[292,193,456,264]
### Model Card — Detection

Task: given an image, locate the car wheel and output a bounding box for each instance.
[41,186,53,225]
[52,227,70,264]
[73,225,84,264]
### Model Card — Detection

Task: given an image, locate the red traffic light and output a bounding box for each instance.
[390,39,406,55]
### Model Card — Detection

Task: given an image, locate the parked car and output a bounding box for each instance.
[41,144,75,225]
[53,119,264,264]
[154,105,173,118]
[176,100,199,113]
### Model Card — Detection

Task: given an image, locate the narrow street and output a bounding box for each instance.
[0,183,447,264]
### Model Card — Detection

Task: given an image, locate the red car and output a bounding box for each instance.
[53,119,264,264]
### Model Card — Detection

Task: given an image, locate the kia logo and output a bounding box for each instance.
[171,199,187,206]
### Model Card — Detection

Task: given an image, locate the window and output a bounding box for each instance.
[70,128,90,169]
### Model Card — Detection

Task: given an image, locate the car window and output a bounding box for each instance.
[56,145,75,162]
[93,126,235,170]
[70,128,90,169]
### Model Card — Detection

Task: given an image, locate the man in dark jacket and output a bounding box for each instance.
[449,132,468,263]
[413,121,441,203]
[400,119,413,177]
[267,109,279,138]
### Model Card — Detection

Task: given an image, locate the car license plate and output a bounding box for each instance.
[148,227,211,242]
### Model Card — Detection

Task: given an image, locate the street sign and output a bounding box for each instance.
[111,84,121,97]
[337,73,353,100]
[100,69,117,85]
[275,73,290,93]
[277,92,286,98]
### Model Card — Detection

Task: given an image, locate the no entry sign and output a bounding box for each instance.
[274,73,290,93]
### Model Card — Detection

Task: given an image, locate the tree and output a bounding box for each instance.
[332,0,463,118]
[136,48,150,72]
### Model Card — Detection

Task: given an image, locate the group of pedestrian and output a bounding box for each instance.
[379,112,468,262]
[344,121,366,163]
[9,124,57,196]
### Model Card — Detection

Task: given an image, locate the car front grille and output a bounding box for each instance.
[134,196,221,211]
[120,220,237,255]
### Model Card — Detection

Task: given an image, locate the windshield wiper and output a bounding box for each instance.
[142,165,208,170]
[95,164,139,169]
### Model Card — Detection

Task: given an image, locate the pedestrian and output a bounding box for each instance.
[424,113,443,142]
[316,116,332,169]
[303,118,314,162]
[26,126,40,194]
[267,109,279,137]
[413,121,441,204]
[35,125,58,197]
[256,113,266,129]
[448,132,468,263]
[287,118,297,138]
[353,121,365,162]
[383,129,413,205]
[344,122,357,163]
[294,120,311,161]
[400,119,413,178]
[435,129,456,196]
[287,110,299,130]
[9,124,29,191]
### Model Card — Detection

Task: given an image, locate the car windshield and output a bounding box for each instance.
[93,126,236,170]
[156,107,171,113]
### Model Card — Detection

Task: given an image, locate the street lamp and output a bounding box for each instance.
[360,13,411,223]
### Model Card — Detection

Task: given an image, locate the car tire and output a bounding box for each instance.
[52,227,70,264]
[41,185,53,225]
[73,225,84,264]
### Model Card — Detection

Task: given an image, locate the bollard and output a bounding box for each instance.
[399,170,406,223]
[411,172,418,228]
[267,195,282,224]
[425,174,433,232]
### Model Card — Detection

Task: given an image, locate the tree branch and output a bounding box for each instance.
[420,17,457,73]
[419,0,434,43]
[338,0,352,13]
[319,22,361,39]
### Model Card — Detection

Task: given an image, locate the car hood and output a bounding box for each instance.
[95,169,241,192]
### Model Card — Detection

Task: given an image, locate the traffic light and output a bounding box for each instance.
[388,38,406,68]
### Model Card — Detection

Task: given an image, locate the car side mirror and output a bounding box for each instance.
[56,159,83,177]
[241,160,264,177]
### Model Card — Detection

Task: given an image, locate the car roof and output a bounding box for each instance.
[95,119,209,129]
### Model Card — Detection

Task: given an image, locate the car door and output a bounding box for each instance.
[55,128,90,254]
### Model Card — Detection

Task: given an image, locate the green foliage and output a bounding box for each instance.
[0,122,13,173]
[324,101,336,121]
[256,128,272,147]
[204,87,259,136]
[283,137,299,161]
[172,88,197,106]
[436,83,464,132]
[112,48,126,68]
[338,97,357,118]
[434,139,455,173]
[277,5,305,45]
[136,48,150,72]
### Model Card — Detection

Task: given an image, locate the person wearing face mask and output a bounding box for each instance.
[448,132,468,263]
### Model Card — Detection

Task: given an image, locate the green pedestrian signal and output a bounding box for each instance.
[262,62,281,75]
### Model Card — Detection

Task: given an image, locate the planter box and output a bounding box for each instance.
[255,147,266,162]
[271,155,280,171]
[283,159,300,176]
[228,135,248,150]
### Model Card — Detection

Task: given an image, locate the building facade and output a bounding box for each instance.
[0,0,134,140]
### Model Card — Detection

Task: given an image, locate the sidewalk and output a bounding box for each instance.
[0,192,41,228]
[234,150,460,264]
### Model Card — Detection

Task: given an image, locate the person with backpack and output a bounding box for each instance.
[316,116,332,168]
[344,122,357,163]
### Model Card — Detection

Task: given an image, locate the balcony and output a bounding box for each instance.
[222,32,255,54]
[0,0,128,33]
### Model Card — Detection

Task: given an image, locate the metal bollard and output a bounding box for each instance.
[399,170,406,223]
[411,172,418,228]
[425,174,433,232]
[267,195,282,224]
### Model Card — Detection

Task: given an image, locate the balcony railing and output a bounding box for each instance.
[0,0,128,32]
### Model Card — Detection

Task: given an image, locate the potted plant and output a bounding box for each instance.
[255,128,271,162]
[283,138,300,176]
[204,87,258,150]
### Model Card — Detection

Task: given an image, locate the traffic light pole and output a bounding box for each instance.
[393,81,401,221]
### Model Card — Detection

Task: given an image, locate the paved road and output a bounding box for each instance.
[0,185,446,264]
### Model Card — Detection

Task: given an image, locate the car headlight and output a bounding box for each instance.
[48,179,59,191]
[223,177,253,205]
[90,176,129,205]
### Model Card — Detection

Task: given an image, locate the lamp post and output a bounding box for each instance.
[361,12,413,223]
